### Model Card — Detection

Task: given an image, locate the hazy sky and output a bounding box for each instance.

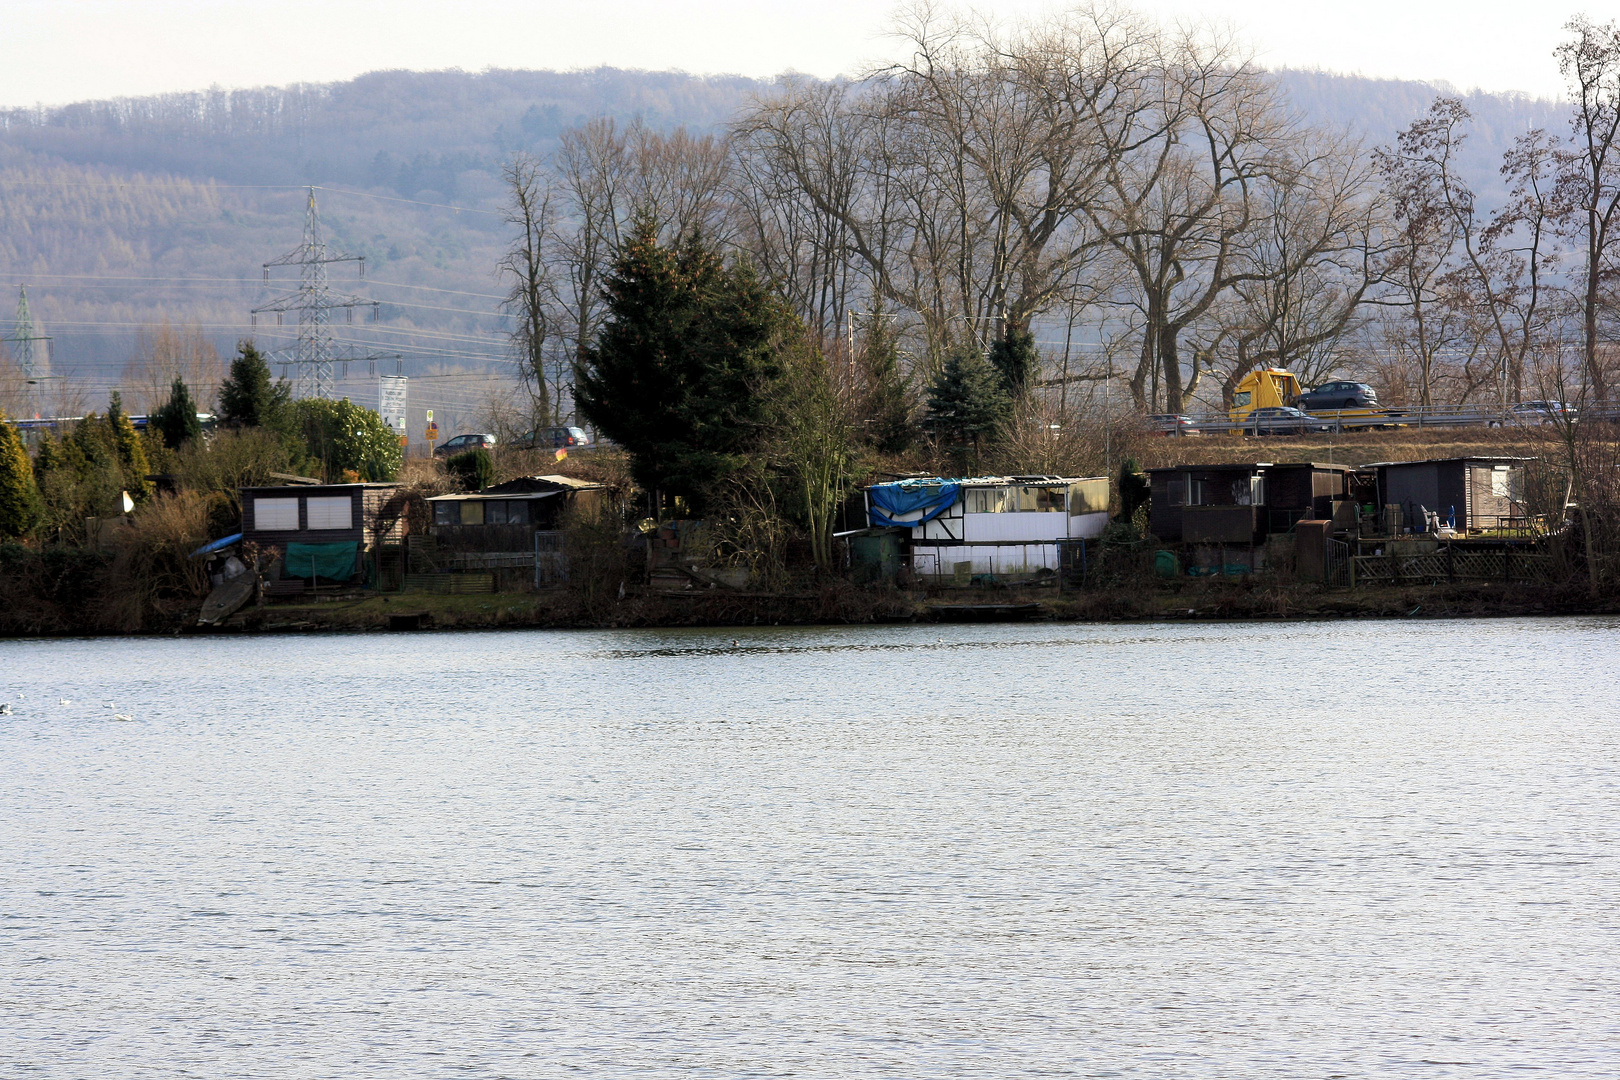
[5,0,1591,107]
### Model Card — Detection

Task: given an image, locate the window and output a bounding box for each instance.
[1233,391,1252,408]
[254,497,299,531]
[486,501,508,525]
[306,496,353,530]
[460,501,484,525]
[434,502,459,526]
[1251,476,1266,506]
[966,488,1007,514]
[1166,476,1186,507]
[507,500,530,526]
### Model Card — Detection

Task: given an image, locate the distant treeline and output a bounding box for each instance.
[0,69,769,196]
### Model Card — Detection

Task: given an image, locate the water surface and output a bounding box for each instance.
[2,619,1618,1077]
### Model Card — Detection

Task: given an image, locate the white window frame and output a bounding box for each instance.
[254,497,300,531]
[306,496,354,530]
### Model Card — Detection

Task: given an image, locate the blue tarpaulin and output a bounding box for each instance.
[867,479,961,527]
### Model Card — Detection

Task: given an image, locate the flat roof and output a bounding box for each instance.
[1362,457,1537,468]
[867,474,1104,489]
[240,482,398,493]
[1147,461,1356,473]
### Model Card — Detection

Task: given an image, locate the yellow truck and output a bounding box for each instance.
[1228,368,1302,422]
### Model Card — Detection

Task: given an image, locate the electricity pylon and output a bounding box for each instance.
[252,188,389,400]
[3,286,51,418]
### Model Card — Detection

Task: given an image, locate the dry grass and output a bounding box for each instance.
[1130,425,1581,470]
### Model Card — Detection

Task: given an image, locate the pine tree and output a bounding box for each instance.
[0,412,43,539]
[923,348,1010,471]
[987,324,1038,398]
[106,392,152,499]
[857,315,916,455]
[1117,457,1150,523]
[575,222,796,510]
[150,377,203,449]
[218,341,289,429]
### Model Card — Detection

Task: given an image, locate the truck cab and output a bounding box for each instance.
[1228,369,1301,422]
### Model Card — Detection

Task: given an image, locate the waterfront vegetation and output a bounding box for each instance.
[5,8,1620,632]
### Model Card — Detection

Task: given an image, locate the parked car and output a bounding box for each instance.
[1295,380,1379,411]
[513,425,592,451]
[1510,400,1578,424]
[1147,413,1201,436]
[1246,406,1330,436]
[432,432,497,459]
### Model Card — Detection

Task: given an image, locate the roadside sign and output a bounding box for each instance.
[425,421,439,441]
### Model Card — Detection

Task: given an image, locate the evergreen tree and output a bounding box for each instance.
[857,315,916,455]
[149,377,203,449]
[1117,457,1150,523]
[987,324,1038,398]
[446,447,495,492]
[923,348,1010,470]
[32,431,63,482]
[106,392,152,499]
[218,341,290,429]
[0,412,43,539]
[575,222,796,511]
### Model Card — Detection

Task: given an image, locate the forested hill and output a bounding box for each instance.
[0,66,1565,414]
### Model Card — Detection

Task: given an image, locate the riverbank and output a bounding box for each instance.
[176,578,1619,635]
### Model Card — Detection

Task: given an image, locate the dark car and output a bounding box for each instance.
[432,432,497,459]
[1247,406,1330,436]
[1295,381,1379,411]
[514,425,592,451]
[1147,413,1201,436]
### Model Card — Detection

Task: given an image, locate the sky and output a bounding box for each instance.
[4,0,1591,107]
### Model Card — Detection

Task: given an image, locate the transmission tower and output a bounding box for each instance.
[3,286,51,418]
[252,188,391,399]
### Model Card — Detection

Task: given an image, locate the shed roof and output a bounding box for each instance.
[867,473,1102,490]
[1147,461,1356,474]
[426,490,560,503]
[240,482,399,495]
[1362,456,1537,468]
[482,474,605,494]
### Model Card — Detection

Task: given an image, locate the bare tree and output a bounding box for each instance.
[499,153,559,425]
[1204,140,1381,405]
[121,319,223,414]
[1086,23,1298,412]
[551,118,734,376]
[1555,15,1620,401]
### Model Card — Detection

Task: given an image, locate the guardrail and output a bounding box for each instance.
[1164,401,1620,435]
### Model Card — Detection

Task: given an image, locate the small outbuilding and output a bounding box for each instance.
[864,474,1109,580]
[1147,462,1357,544]
[1363,457,1531,533]
[239,481,402,583]
[425,474,607,580]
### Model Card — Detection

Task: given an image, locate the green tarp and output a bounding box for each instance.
[285,541,359,582]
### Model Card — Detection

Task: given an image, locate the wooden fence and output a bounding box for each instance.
[1352,548,1555,586]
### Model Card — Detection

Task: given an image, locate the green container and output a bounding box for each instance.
[1153,550,1181,578]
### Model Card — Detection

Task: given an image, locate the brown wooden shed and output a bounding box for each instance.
[1148,462,1356,544]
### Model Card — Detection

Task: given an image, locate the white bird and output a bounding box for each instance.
[59,698,72,706]
[113,714,134,722]
[0,703,12,716]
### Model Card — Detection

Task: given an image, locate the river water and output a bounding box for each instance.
[2,618,1617,1078]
